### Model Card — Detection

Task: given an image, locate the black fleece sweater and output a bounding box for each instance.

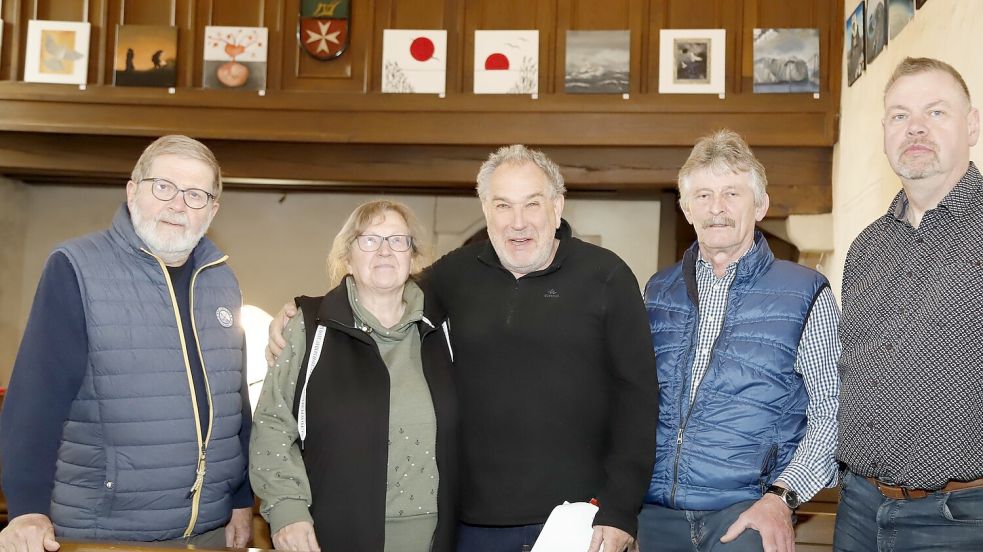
[423,220,658,536]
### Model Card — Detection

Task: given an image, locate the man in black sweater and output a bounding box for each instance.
[269,145,657,552]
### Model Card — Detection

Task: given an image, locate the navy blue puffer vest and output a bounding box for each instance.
[49,204,246,540]
[643,234,828,510]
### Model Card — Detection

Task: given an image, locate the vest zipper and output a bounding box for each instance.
[144,250,227,538]
[670,299,729,507]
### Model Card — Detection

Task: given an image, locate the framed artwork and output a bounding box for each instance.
[114,25,178,87]
[752,28,819,94]
[24,20,91,85]
[474,30,538,95]
[203,26,268,91]
[865,0,888,65]
[564,30,630,94]
[845,1,865,87]
[888,0,914,39]
[382,29,447,95]
[658,29,725,94]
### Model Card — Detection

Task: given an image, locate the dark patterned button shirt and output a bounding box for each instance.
[838,162,983,489]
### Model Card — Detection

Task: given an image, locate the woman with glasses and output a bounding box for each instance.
[250,200,457,552]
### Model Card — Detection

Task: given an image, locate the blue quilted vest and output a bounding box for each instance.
[643,234,828,510]
[49,204,246,540]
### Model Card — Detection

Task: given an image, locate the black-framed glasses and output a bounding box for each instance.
[354,234,413,252]
[139,177,215,209]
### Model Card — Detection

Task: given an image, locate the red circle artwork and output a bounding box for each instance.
[484,53,509,70]
[409,37,435,62]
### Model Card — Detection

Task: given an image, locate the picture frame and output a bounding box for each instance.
[474,30,538,95]
[202,26,268,91]
[658,29,726,95]
[24,20,91,85]
[845,1,866,86]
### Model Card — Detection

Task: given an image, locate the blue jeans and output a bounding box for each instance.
[834,470,983,551]
[637,501,764,552]
[456,522,545,552]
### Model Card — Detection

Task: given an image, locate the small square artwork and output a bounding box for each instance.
[203,26,268,91]
[752,29,819,94]
[564,30,630,94]
[845,1,865,87]
[382,29,447,94]
[865,0,888,65]
[658,29,726,94]
[24,20,91,85]
[888,0,914,39]
[474,30,538,95]
[114,25,177,87]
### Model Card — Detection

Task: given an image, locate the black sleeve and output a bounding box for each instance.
[0,252,88,518]
[592,262,659,536]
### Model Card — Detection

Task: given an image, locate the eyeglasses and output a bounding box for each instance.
[139,178,216,209]
[354,234,413,252]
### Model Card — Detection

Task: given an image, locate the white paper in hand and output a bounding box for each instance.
[531,501,600,552]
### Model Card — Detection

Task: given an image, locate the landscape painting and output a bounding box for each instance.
[474,30,538,94]
[564,30,630,94]
[114,25,177,87]
[753,28,820,94]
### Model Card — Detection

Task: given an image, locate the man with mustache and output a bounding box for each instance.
[267,145,658,552]
[834,57,983,550]
[639,129,841,552]
[0,136,253,551]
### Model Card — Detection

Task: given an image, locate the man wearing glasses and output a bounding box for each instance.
[0,135,253,551]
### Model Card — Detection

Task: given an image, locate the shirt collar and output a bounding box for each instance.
[889,161,983,222]
[696,240,758,276]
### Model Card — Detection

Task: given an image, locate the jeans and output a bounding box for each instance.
[637,501,764,552]
[834,469,983,551]
[456,522,545,552]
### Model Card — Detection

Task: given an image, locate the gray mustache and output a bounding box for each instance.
[703,216,735,228]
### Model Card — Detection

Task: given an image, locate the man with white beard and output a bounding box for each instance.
[0,135,253,552]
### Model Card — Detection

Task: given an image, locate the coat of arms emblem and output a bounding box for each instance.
[299,0,349,60]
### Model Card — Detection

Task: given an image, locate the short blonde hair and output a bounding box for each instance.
[476,144,566,201]
[885,57,971,105]
[326,200,432,288]
[131,135,223,197]
[677,129,767,210]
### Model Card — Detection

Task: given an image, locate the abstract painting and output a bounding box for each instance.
[888,0,914,39]
[845,1,865,87]
[565,30,629,94]
[474,30,538,94]
[24,20,91,85]
[382,29,447,94]
[203,26,268,91]
[865,0,888,65]
[752,28,819,94]
[658,29,726,94]
[114,25,177,87]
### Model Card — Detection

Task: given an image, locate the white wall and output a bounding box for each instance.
[827,0,983,296]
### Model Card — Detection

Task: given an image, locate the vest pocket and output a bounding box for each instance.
[758,443,779,492]
[99,446,118,517]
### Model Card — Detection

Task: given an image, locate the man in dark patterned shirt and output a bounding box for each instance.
[835,57,983,551]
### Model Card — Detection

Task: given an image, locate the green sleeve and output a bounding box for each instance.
[248,312,315,534]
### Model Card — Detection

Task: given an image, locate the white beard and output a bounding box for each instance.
[129,201,212,264]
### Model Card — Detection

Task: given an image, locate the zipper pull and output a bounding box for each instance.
[187,452,207,498]
[676,428,684,446]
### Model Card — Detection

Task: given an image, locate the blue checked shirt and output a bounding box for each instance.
[690,245,841,502]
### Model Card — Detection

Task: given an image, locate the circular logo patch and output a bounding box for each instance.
[216,307,234,328]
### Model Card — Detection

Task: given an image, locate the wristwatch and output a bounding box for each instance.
[765,484,801,509]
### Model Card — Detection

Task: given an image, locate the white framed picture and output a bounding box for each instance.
[658,29,726,95]
[474,30,538,94]
[382,29,447,95]
[24,20,91,85]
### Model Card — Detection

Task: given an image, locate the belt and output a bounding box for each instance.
[865,476,983,500]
